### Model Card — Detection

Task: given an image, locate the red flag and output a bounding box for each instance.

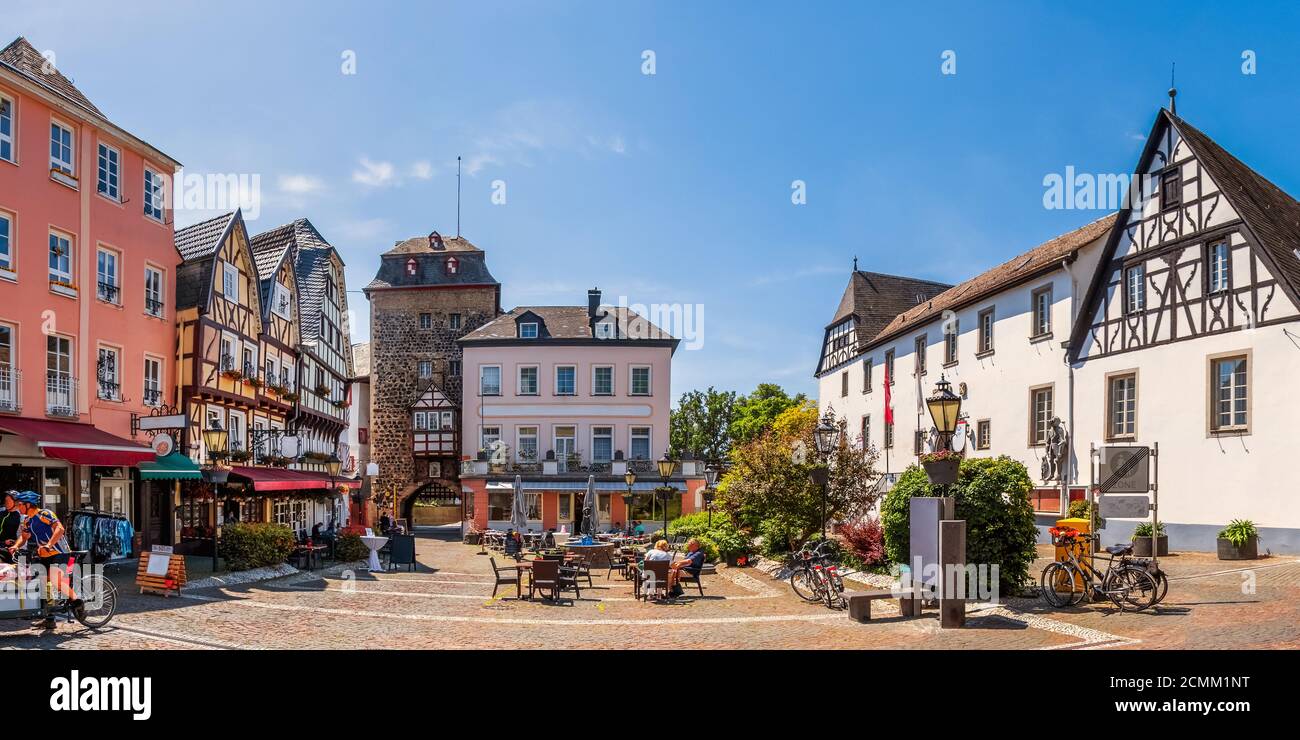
[883,361,894,425]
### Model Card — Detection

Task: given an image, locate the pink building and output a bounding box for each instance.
[459,288,705,534]
[0,37,181,536]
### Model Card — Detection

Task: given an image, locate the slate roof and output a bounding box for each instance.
[173,211,240,311]
[830,271,952,336]
[248,219,346,349]
[0,37,103,117]
[461,306,675,343]
[866,213,1117,348]
[1168,112,1300,299]
[366,233,498,291]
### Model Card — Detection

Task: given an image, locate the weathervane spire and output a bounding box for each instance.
[1168,62,1177,115]
[853,256,858,272]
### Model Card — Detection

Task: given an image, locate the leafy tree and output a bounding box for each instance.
[719,406,879,554]
[730,383,809,445]
[669,387,736,463]
[880,456,1038,595]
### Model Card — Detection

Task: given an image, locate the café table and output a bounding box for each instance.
[360,535,388,572]
[562,541,616,568]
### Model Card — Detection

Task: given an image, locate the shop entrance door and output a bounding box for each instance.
[100,478,130,519]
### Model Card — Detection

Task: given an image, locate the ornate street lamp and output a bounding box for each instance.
[810,416,837,539]
[656,454,676,541]
[703,464,719,528]
[201,423,229,572]
[813,418,838,457]
[623,469,637,534]
[926,374,963,448]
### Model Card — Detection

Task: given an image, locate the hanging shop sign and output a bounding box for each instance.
[151,434,175,457]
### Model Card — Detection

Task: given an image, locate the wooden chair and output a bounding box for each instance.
[676,563,706,597]
[607,548,631,579]
[529,559,560,601]
[489,557,521,600]
[638,560,671,601]
[557,562,582,603]
[568,552,594,587]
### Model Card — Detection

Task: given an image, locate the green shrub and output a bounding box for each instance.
[667,511,715,539]
[1218,519,1258,547]
[881,456,1038,595]
[665,511,748,562]
[1067,499,1105,530]
[334,531,370,562]
[757,515,804,557]
[692,535,721,562]
[220,523,295,572]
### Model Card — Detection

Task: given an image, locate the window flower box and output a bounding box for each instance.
[221,369,244,381]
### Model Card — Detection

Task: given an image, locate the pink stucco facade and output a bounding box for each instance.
[0,44,181,441]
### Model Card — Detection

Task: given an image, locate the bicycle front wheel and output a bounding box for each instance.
[790,568,820,602]
[1104,566,1158,612]
[1040,562,1081,608]
[75,573,119,629]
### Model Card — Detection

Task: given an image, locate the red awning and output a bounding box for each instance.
[0,417,154,467]
[228,467,361,492]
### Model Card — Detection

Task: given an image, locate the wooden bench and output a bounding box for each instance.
[845,589,898,622]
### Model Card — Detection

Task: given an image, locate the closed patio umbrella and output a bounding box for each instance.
[511,474,529,533]
[580,475,599,537]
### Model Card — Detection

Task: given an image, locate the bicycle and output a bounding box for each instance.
[0,548,119,631]
[1040,527,1159,612]
[788,541,836,604]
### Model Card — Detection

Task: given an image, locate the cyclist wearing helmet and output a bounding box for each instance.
[7,491,81,624]
[0,491,21,562]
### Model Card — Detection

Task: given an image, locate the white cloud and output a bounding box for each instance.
[410,161,433,180]
[352,157,397,187]
[278,174,325,195]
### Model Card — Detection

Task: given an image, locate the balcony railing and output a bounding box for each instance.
[97,378,120,401]
[145,297,164,316]
[0,366,20,412]
[220,354,236,372]
[143,387,162,407]
[96,281,119,303]
[46,372,77,417]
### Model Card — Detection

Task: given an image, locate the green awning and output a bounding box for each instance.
[139,452,203,480]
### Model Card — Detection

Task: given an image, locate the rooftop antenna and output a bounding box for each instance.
[456,155,462,237]
[853,256,858,272]
[1168,62,1177,115]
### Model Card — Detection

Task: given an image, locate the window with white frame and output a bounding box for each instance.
[222,261,239,301]
[0,95,13,163]
[441,410,453,429]
[96,346,120,400]
[242,343,258,378]
[862,359,872,393]
[47,335,73,415]
[0,211,11,272]
[145,265,164,316]
[412,411,429,431]
[518,365,538,395]
[96,248,119,303]
[1125,265,1145,314]
[449,313,461,330]
[913,335,927,375]
[227,410,246,452]
[1211,355,1248,432]
[978,308,994,354]
[449,359,460,377]
[519,322,538,339]
[144,356,162,406]
[977,420,991,450]
[97,143,120,200]
[1030,386,1054,446]
[1207,239,1230,294]
[1108,373,1137,439]
[480,365,501,396]
[272,282,292,318]
[593,365,613,395]
[418,360,433,378]
[517,426,539,461]
[1031,286,1052,336]
[0,324,14,411]
[220,335,236,371]
[418,312,432,329]
[944,320,958,365]
[143,169,166,221]
[592,426,613,462]
[555,365,576,395]
[481,426,501,452]
[48,231,72,286]
[630,366,651,396]
[50,121,74,175]
[860,415,870,448]
[630,426,651,460]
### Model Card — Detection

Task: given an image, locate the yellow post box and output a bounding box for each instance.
[1054,516,1092,562]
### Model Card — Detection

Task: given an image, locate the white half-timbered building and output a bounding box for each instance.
[818,104,1300,553]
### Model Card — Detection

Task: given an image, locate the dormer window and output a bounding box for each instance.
[519,322,538,339]
[594,322,615,339]
[445,257,459,275]
[428,231,445,250]
[406,258,417,276]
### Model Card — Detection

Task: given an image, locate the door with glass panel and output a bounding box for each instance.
[554,426,576,472]
[46,335,73,415]
[0,326,14,411]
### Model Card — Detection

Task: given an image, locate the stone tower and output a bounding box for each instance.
[364,231,500,516]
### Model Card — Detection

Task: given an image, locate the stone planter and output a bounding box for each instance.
[1217,537,1259,560]
[1132,535,1168,557]
[922,458,960,485]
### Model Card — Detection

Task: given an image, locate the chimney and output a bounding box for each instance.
[588,288,601,320]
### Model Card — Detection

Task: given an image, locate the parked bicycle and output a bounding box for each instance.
[1040,527,1161,612]
[788,540,845,608]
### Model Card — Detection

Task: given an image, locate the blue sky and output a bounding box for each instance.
[10,1,1300,400]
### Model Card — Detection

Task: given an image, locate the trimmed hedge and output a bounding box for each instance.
[220,523,295,572]
[881,456,1038,595]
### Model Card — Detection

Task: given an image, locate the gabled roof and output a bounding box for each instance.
[869,213,1117,347]
[174,211,241,312]
[1068,110,1300,356]
[0,37,103,117]
[249,218,346,349]
[830,270,952,335]
[461,306,676,344]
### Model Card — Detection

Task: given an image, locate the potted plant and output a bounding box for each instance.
[1217,519,1260,560]
[314,383,330,397]
[221,368,244,381]
[920,449,962,485]
[246,375,264,389]
[282,390,300,402]
[1131,521,1168,557]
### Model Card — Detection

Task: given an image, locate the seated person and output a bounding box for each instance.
[311,522,324,540]
[644,539,672,562]
[668,538,706,596]
[543,529,556,549]
[633,521,646,535]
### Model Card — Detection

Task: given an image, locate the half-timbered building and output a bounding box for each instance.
[818,104,1300,553]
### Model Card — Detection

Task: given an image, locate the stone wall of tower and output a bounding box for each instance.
[368,285,499,499]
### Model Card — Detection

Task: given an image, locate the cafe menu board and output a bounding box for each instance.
[137,545,186,596]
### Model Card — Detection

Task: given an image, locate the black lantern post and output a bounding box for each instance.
[703,465,719,528]
[925,374,963,448]
[811,417,837,539]
[623,469,637,534]
[656,454,676,541]
[202,423,229,571]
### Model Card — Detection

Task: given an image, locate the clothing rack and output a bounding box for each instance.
[70,509,134,563]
